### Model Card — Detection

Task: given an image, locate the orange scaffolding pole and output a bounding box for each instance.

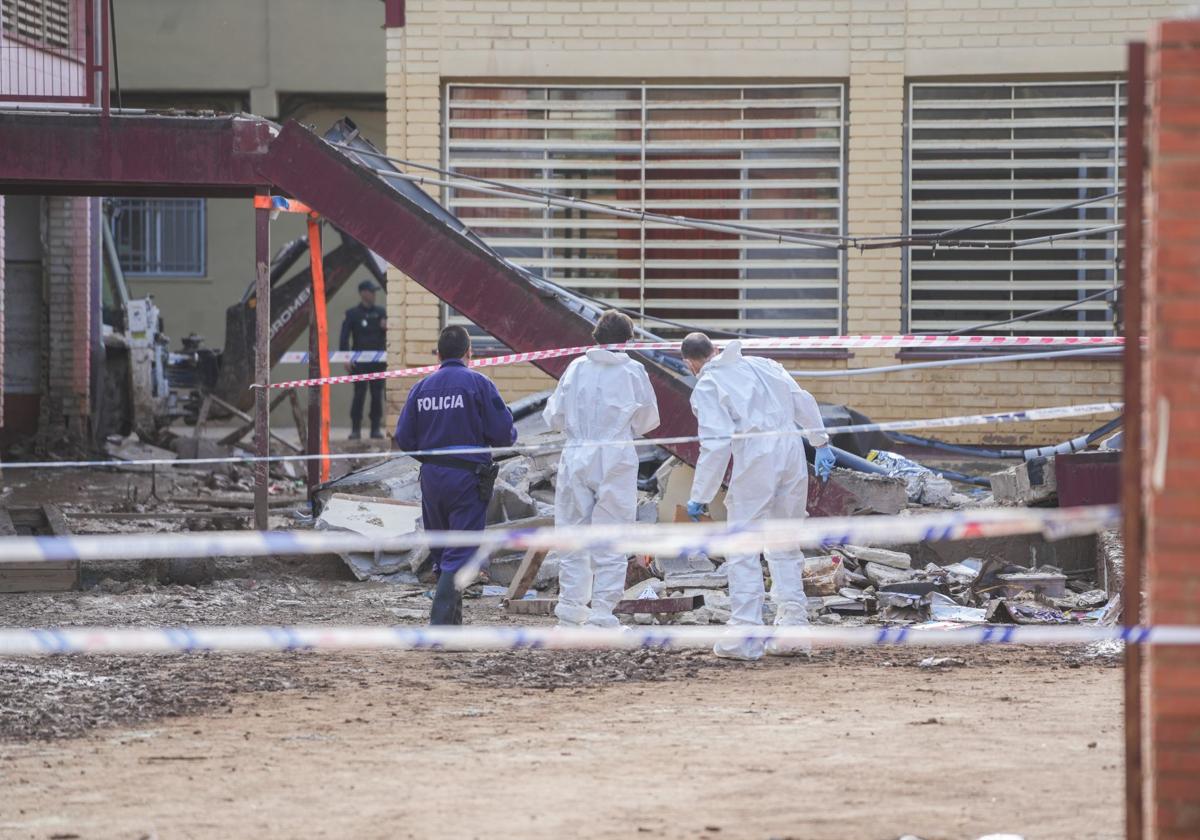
[306,215,332,483]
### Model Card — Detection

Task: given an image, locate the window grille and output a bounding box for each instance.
[906,81,1124,335]
[110,198,207,277]
[444,83,846,337]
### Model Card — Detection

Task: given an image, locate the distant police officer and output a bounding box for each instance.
[395,325,518,625]
[339,279,387,439]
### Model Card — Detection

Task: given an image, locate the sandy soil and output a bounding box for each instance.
[0,645,1121,840]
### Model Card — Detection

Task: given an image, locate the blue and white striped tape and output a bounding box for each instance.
[0,400,1122,471]
[0,623,1189,657]
[0,504,1119,565]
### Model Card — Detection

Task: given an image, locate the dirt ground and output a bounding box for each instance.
[0,579,1124,840]
[0,459,1124,840]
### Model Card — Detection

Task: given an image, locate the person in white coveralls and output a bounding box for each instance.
[680,332,836,661]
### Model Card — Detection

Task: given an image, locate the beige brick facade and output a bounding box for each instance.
[386,0,1186,441]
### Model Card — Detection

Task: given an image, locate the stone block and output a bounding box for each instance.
[808,468,908,516]
[991,456,1057,506]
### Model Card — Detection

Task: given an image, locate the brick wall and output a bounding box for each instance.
[38,196,93,446]
[1144,17,1200,840]
[386,0,1180,439]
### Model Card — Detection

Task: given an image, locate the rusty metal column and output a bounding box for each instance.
[254,189,271,530]
[1122,41,1146,840]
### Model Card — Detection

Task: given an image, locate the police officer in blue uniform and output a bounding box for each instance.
[339,280,387,440]
[395,325,518,625]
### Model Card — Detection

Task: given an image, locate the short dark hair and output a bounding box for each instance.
[680,332,714,362]
[437,325,471,360]
[592,309,635,345]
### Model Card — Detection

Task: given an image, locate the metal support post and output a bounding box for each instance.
[1122,41,1146,840]
[253,189,271,530]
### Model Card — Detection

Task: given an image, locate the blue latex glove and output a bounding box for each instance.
[686,500,709,521]
[814,446,836,483]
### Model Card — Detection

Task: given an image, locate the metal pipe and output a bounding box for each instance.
[791,345,1121,378]
[253,189,271,530]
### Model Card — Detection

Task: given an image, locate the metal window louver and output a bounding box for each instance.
[444,83,846,337]
[906,80,1124,335]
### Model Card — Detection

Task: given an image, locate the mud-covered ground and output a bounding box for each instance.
[0,587,1125,840]
[0,462,1126,839]
[0,573,1120,742]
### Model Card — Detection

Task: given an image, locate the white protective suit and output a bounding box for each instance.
[688,340,830,659]
[543,348,661,626]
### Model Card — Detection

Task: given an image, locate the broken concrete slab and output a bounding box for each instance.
[315,494,422,582]
[995,571,1067,599]
[107,435,177,472]
[991,456,1057,506]
[486,479,539,524]
[807,468,908,517]
[836,545,912,570]
[864,562,916,587]
[664,570,728,590]
[506,597,557,616]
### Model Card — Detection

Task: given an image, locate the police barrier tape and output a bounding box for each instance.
[266,334,1125,389]
[280,345,1121,371]
[0,400,1122,471]
[0,504,1119,565]
[0,624,1193,657]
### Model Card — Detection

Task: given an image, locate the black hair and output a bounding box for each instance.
[437,325,471,360]
[680,332,714,362]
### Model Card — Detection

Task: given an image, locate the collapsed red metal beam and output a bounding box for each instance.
[259,120,701,464]
[0,112,274,197]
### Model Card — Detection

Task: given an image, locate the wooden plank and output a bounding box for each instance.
[504,549,548,603]
[192,395,213,439]
[615,594,705,615]
[41,503,71,537]
[7,506,45,530]
[505,597,557,616]
[0,569,79,594]
[213,392,300,452]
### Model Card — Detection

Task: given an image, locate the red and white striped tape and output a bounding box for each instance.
[266,334,1124,390]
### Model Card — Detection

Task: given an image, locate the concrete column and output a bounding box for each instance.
[1144,17,1200,840]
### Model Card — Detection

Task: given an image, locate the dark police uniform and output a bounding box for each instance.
[338,303,387,435]
[395,359,517,624]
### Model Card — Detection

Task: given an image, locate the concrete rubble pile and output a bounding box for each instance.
[313,433,562,585]
[312,441,1115,632]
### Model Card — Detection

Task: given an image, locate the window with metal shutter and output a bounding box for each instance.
[444,83,845,338]
[1,0,71,49]
[906,80,1124,336]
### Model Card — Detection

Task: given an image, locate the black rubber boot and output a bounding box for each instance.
[369,423,384,439]
[348,426,361,441]
[430,572,463,626]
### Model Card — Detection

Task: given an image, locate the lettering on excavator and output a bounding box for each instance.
[270,286,311,340]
